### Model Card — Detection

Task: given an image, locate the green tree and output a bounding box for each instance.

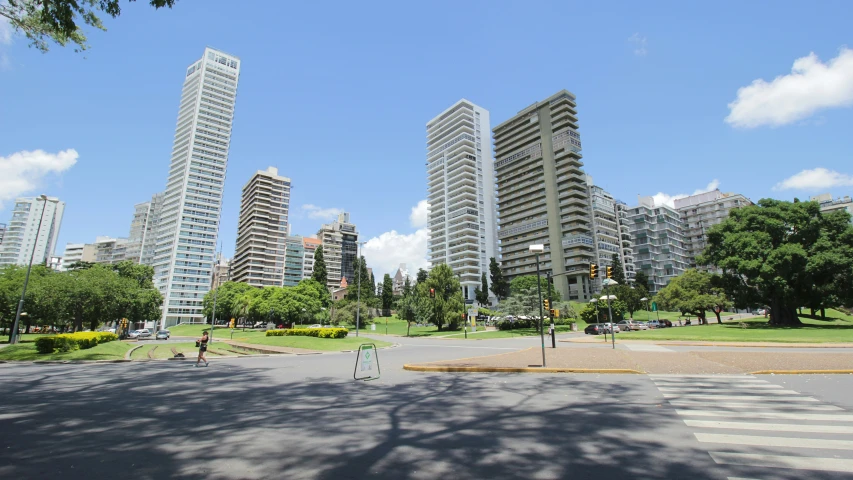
[1,0,176,53]
[312,246,327,287]
[474,272,490,305]
[699,199,853,325]
[395,277,417,335]
[346,256,375,305]
[423,264,464,331]
[633,270,651,290]
[416,268,429,284]
[509,275,561,302]
[497,286,541,318]
[655,269,729,324]
[202,282,255,322]
[488,257,510,301]
[612,283,645,319]
[610,253,626,285]
[381,274,394,310]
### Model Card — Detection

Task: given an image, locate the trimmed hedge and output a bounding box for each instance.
[265,328,349,339]
[35,332,119,354]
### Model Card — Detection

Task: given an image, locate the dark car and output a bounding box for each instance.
[585,324,605,335]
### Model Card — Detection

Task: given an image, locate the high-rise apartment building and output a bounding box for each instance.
[426,99,498,303]
[127,192,164,264]
[616,201,636,282]
[627,197,689,293]
[302,237,321,280]
[151,47,241,328]
[0,197,65,267]
[493,90,592,301]
[317,212,358,290]
[585,178,634,292]
[811,193,853,220]
[94,236,129,264]
[675,189,753,268]
[61,242,96,269]
[0,223,6,246]
[283,235,304,287]
[211,254,231,289]
[231,167,292,287]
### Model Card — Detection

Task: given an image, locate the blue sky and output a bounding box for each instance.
[1,0,853,280]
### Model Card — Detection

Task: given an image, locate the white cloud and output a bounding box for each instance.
[628,33,647,56]
[0,149,78,208]
[362,228,429,282]
[301,204,343,221]
[773,168,853,191]
[650,179,720,208]
[725,47,853,128]
[409,199,428,228]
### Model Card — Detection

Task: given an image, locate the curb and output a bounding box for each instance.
[751,370,853,375]
[31,359,132,364]
[403,364,643,374]
[126,344,143,360]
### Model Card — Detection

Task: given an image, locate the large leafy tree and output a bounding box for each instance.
[202,281,255,322]
[312,246,327,287]
[633,270,651,290]
[416,268,429,284]
[509,275,561,302]
[346,256,376,305]
[423,263,464,331]
[612,283,645,319]
[488,257,510,301]
[497,286,541,318]
[381,274,394,310]
[1,0,176,53]
[395,277,417,335]
[655,269,729,324]
[699,199,853,325]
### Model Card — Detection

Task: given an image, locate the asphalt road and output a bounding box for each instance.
[1,336,852,479]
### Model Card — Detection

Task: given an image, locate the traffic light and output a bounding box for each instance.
[589,263,598,279]
[543,299,550,311]
[606,266,613,279]
[229,318,235,329]
[429,288,436,298]
[553,309,560,318]
[549,308,556,317]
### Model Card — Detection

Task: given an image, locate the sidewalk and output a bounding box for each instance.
[562,337,853,348]
[405,346,853,374]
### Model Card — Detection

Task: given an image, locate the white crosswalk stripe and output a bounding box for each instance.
[651,374,853,476]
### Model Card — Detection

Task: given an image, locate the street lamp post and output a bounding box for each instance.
[529,244,546,367]
[590,298,603,341]
[641,297,650,322]
[457,272,467,340]
[10,195,55,344]
[355,241,365,337]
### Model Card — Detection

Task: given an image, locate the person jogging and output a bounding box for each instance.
[196,331,209,367]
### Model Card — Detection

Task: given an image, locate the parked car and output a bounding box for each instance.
[617,320,643,331]
[584,324,605,335]
[648,320,672,329]
[757,309,767,315]
[127,330,140,338]
[156,330,170,340]
[136,329,152,338]
[603,323,621,334]
[308,324,322,329]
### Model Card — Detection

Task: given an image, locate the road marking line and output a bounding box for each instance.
[710,452,853,473]
[685,419,853,434]
[623,344,674,352]
[663,394,818,402]
[402,345,517,350]
[658,387,800,394]
[654,382,782,389]
[667,401,842,410]
[675,410,853,421]
[727,477,763,480]
[696,433,853,450]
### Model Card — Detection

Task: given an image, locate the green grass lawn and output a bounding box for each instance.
[226,331,391,351]
[0,333,56,344]
[612,314,853,343]
[166,324,238,337]
[0,341,133,361]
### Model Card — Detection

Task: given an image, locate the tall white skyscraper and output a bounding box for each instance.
[0,196,65,267]
[152,47,241,328]
[426,99,498,304]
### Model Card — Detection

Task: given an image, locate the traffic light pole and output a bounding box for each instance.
[534,252,546,367]
[547,272,555,348]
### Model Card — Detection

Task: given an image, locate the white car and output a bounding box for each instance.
[308,324,322,329]
[127,330,140,338]
[136,329,152,338]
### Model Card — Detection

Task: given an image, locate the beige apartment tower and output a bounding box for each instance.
[493,90,593,301]
[231,167,292,287]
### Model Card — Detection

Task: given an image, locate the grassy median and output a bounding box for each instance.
[612,313,853,343]
[0,341,133,361]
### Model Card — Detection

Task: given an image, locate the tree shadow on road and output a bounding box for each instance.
[0,362,718,479]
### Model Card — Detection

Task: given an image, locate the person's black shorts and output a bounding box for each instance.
[200,344,207,352]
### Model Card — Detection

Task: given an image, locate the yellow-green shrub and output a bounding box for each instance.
[35,332,119,354]
[265,328,348,339]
